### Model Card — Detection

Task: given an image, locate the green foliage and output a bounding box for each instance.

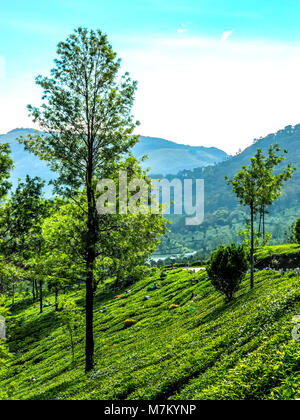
[226,145,295,289]
[294,218,300,244]
[57,298,83,362]
[207,244,249,301]
[16,27,167,371]
[238,224,271,248]
[0,175,51,267]
[0,143,13,202]
[154,125,300,259]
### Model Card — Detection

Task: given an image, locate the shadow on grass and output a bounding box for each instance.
[29,374,85,400]
[8,309,60,352]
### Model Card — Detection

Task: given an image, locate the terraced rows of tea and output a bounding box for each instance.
[2,265,300,400]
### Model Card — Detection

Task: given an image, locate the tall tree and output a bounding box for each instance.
[226,145,294,289]
[226,161,258,289]
[18,28,141,372]
[256,145,295,241]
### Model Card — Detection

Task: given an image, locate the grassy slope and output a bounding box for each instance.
[2,266,300,400]
[255,244,300,260]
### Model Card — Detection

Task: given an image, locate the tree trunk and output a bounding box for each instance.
[55,288,59,311]
[39,280,43,314]
[85,163,97,373]
[32,279,36,302]
[250,203,254,289]
[258,209,262,234]
[263,210,265,242]
[69,328,75,363]
[35,279,38,300]
[85,265,94,372]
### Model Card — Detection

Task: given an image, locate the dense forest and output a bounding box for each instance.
[156,124,300,258]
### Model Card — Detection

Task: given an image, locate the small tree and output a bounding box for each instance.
[226,145,295,289]
[57,298,83,363]
[295,218,300,244]
[256,145,295,241]
[207,244,249,302]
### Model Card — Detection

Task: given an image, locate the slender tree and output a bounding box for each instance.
[226,160,259,289]
[57,298,83,363]
[226,145,295,289]
[18,28,141,371]
[256,145,295,241]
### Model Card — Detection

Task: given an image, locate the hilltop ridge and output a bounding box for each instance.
[0,130,228,187]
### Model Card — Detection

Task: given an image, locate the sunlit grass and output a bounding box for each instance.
[1,261,300,400]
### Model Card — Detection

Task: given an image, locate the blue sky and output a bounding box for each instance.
[1,0,300,153]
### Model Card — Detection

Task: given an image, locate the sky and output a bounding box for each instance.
[1,0,300,154]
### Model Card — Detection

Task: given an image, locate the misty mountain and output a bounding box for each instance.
[0,129,228,191]
[132,136,228,175]
[157,124,300,257]
[0,128,55,192]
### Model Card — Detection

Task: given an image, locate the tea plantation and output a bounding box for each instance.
[1,260,300,400]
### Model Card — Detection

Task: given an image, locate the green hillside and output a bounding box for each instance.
[2,255,300,400]
[158,124,300,258]
[133,137,228,175]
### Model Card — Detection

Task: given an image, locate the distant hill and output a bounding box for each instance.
[157,124,300,258]
[132,136,228,175]
[0,129,228,191]
[180,123,300,213]
[0,128,55,192]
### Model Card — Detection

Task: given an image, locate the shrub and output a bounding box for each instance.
[294,218,300,244]
[124,319,135,328]
[207,244,249,302]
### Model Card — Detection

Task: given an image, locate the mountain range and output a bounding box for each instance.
[132,136,228,175]
[0,129,228,191]
[1,125,300,258]
[157,123,300,257]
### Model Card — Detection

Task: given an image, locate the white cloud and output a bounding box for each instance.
[221,30,233,42]
[0,72,41,135]
[0,57,6,79]
[3,34,300,156]
[120,36,300,154]
[177,23,186,34]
